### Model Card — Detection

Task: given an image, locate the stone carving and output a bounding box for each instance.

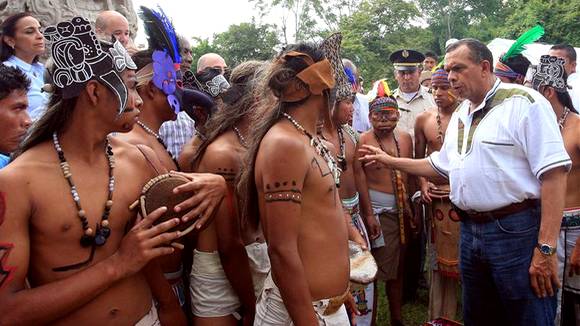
[0,0,138,37]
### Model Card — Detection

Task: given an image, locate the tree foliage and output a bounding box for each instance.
[190,22,279,69]
[190,0,579,90]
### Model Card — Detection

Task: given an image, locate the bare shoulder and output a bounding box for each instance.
[109,137,159,178]
[0,142,56,219]
[199,134,239,172]
[256,122,310,177]
[570,114,580,148]
[398,129,412,142]
[416,109,435,123]
[178,135,202,172]
[2,142,55,182]
[259,123,308,159]
[359,130,375,145]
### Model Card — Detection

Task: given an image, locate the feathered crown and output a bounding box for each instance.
[139,6,181,66]
[368,79,398,111]
[138,6,183,113]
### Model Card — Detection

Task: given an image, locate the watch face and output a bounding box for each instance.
[539,244,554,255]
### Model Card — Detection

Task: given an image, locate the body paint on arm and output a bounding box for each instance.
[0,192,16,289]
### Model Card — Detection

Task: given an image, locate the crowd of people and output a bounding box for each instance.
[0,7,578,326]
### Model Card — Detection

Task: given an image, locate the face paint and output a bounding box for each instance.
[447,90,457,102]
[0,192,16,290]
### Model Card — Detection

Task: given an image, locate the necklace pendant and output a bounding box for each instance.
[80,234,94,247]
[333,170,341,188]
[94,226,111,246]
[337,156,346,171]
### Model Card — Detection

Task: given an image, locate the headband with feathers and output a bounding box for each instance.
[139,6,181,65]
[501,25,544,63]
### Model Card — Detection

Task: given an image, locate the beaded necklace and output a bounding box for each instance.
[319,126,347,172]
[52,132,113,247]
[336,127,347,171]
[558,107,571,130]
[137,120,181,170]
[373,131,407,244]
[233,126,248,148]
[436,108,444,145]
[282,112,342,187]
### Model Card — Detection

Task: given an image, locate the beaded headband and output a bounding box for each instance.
[431,68,450,86]
[494,61,521,79]
[369,96,399,112]
[43,17,137,113]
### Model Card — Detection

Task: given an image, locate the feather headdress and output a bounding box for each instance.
[502,24,544,62]
[139,6,181,65]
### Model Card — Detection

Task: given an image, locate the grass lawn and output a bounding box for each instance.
[374,282,463,325]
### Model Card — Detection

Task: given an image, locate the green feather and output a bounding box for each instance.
[502,25,545,61]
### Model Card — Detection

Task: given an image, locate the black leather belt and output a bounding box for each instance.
[455,199,539,223]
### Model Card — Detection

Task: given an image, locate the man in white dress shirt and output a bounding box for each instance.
[360,38,570,325]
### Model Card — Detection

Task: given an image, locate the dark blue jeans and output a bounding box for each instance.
[460,206,557,326]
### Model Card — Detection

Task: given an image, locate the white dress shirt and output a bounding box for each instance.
[428,79,571,212]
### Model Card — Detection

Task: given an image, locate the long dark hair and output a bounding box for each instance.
[558,90,577,114]
[190,60,267,170]
[237,43,326,226]
[16,90,77,157]
[0,12,40,63]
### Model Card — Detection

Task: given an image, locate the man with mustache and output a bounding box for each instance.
[360,38,570,325]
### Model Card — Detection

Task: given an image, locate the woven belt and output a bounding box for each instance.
[562,208,580,228]
[322,285,350,316]
[458,199,539,223]
[343,204,359,215]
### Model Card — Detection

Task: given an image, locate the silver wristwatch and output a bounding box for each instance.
[537,243,556,256]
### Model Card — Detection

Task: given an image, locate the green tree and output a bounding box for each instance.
[339,0,432,87]
[250,0,319,42]
[190,22,280,68]
[212,22,280,66]
[496,0,580,45]
[418,0,505,53]
[190,37,218,70]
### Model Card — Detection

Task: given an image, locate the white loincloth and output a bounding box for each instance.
[189,249,241,318]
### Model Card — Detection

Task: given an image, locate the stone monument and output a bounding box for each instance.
[0,0,138,37]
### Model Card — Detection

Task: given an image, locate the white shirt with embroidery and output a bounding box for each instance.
[428,79,571,212]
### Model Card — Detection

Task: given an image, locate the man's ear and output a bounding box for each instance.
[547,87,558,101]
[481,60,492,75]
[85,80,101,106]
[146,80,161,100]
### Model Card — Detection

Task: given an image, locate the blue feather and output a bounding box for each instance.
[154,6,180,64]
[139,6,181,64]
[344,67,356,85]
